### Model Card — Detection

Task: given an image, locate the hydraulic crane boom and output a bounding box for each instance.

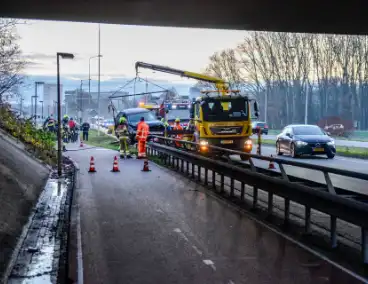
[135,61,229,94]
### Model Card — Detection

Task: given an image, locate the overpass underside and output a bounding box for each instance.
[2,0,368,35]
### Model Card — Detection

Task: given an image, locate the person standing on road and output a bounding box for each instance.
[116,116,130,158]
[136,117,149,159]
[81,121,90,141]
[173,117,183,147]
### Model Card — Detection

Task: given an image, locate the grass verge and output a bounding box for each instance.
[85,129,137,155]
[253,138,368,159]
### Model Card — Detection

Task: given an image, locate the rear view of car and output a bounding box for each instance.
[252,121,268,135]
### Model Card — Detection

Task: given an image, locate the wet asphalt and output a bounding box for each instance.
[234,146,368,195]
[65,142,365,284]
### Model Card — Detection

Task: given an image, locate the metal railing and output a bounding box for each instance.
[147,136,368,265]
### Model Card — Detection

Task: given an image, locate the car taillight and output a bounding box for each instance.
[264,124,268,128]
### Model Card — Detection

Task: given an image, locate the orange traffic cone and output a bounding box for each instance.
[142,159,151,172]
[111,156,120,172]
[80,139,84,147]
[88,156,96,173]
[268,155,276,169]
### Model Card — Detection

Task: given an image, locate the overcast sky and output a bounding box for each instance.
[16,20,247,84]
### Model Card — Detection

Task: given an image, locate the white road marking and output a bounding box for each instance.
[203,259,216,271]
[192,245,203,256]
[95,148,109,151]
[228,281,235,284]
[76,207,84,284]
[173,228,189,242]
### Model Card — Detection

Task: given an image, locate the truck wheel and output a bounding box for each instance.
[240,154,250,161]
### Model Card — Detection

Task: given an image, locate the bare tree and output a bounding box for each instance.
[0,19,26,101]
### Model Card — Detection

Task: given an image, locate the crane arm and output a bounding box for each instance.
[135,61,228,89]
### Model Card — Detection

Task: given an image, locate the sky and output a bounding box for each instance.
[14,19,248,104]
[17,20,247,82]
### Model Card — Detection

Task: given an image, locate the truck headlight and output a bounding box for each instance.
[244,139,252,151]
[199,140,208,151]
[296,141,308,146]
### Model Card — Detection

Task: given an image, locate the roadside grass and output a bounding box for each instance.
[252,138,368,159]
[84,129,138,155]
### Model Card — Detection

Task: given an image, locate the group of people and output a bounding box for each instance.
[115,115,150,159]
[43,114,91,146]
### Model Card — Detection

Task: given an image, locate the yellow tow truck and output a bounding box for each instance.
[135,62,260,160]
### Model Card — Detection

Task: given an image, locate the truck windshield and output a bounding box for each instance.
[128,111,157,125]
[202,98,248,122]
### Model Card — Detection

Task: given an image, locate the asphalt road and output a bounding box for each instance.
[252,134,368,148]
[232,145,368,195]
[65,142,364,284]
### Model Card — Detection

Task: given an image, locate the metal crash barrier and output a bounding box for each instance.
[147,135,368,265]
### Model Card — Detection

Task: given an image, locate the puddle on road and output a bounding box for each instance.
[8,177,69,284]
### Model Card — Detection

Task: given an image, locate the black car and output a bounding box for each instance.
[252,121,268,135]
[276,124,336,159]
[115,108,165,144]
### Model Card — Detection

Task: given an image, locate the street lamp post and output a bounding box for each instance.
[39,100,44,120]
[56,52,74,177]
[34,81,44,124]
[97,23,101,136]
[89,55,103,107]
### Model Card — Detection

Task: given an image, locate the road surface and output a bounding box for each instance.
[65,142,364,284]
[232,145,368,195]
[252,134,368,148]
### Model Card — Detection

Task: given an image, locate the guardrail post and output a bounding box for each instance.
[176,158,179,171]
[181,159,184,173]
[252,187,258,209]
[230,178,234,197]
[186,161,189,175]
[241,182,245,201]
[284,198,290,226]
[220,175,224,193]
[330,216,337,248]
[204,168,208,186]
[198,166,201,182]
[268,193,273,216]
[191,163,195,179]
[324,172,336,195]
[305,207,311,233]
[212,171,216,190]
[362,228,368,264]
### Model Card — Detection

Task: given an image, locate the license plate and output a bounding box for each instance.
[221,140,233,144]
[313,147,324,152]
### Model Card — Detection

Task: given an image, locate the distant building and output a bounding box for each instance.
[44,83,61,115]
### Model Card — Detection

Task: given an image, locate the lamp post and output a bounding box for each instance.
[34,81,44,124]
[39,100,44,120]
[89,55,103,107]
[57,52,74,177]
[97,23,101,136]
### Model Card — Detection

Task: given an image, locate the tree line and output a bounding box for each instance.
[203,32,368,130]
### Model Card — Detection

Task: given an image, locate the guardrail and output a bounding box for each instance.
[148,136,368,265]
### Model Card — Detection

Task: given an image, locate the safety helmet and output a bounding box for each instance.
[119,117,126,123]
[70,117,73,120]
[175,118,180,123]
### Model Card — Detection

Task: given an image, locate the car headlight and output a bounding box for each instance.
[296,141,308,146]
[172,105,177,109]
[327,141,335,146]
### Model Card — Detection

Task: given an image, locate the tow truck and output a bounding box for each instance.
[135,62,260,160]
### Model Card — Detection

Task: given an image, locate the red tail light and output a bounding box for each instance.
[264,124,268,128]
